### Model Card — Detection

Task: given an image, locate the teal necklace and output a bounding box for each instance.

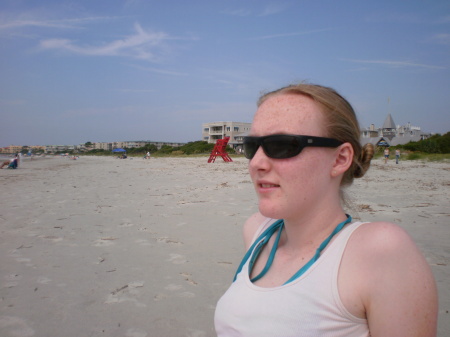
[233,215,352,285]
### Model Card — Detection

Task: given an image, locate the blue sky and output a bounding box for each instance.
[1,0,449,147]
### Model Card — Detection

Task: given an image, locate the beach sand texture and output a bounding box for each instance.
[0,156,449,336]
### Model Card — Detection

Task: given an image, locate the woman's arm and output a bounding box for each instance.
[340,222,438,336]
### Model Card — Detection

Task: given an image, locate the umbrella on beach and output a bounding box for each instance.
[112,148,126,153]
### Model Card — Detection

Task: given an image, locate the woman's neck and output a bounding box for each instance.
[280,204,348,254]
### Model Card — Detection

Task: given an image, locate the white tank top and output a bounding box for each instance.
[215,220,370,337]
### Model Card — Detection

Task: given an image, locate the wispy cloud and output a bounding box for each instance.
[222,8,253,17]
[344,58,446,70]
[40,23,171,61]
[431,33,450,45]
[127,63,188,76]
[0,16,115,30]
[259,3,290,17]
[365,12,423,24]
[223,2,289,17]
[114,88,155,93]
[434,15,450,24]
[251,28,332,40]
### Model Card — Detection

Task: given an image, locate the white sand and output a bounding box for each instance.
[0,156,449,336]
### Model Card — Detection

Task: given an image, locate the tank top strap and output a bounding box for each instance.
[233,218,283,282]
[250,217,278,244]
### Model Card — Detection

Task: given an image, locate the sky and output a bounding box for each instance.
[1,0,449,147]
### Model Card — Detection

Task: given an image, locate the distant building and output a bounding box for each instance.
[0,145,46,154]
[45,145,81,153]
[94,140,186,151]
[361,113,430,147]
[202,121,252,150]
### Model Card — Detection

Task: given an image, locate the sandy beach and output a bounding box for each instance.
[1,155,449,337]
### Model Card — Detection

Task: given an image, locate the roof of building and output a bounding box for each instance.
[382,113,396,129]
[361,134,424,146]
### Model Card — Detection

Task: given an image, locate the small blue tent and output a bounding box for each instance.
[112,148,126,153]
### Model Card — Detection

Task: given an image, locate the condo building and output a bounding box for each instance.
[202,121,252,151]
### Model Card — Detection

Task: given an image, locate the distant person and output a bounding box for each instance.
[1,154,18,169]
[146,151,151,159]
[396,149,401,164]
[0,159,11,169]
[214,83,438,336]
[384,147,390,163]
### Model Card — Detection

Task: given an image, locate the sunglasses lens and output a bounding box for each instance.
[243,140,259,159]
[263,136,302,159]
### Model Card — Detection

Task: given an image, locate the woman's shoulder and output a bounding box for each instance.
[344,220,435,298]
[349,221,418,253]
[242,212,274,250]
[342,221,438,334]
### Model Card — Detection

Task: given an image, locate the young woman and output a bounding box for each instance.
[215,84,437,336]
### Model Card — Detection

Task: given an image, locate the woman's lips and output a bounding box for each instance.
[260,183,279,188]
[256,180,280,191]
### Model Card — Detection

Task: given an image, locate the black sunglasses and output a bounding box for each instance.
[243,134,343,159]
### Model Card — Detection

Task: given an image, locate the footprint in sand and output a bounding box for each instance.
[3,274,22,288]
[36,276,51,285]
[156,237,183,245]
[180,272,198,286]
[14,257,33,267]
[125,328,148,337]
[186,329,207,337]
[167,254,188,264]
[105,281,146,307]
[178,291,195,298]
[153,293,168,301]
[93,238,118,247]
[164,284,183,291]
[0,315,35,337]
[135,239,152,246]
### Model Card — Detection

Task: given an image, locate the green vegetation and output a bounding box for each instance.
[396,132,450,154]
[403,153,450,161]
[373,133,450,162]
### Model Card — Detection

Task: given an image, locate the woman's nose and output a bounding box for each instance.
[248,146,270,171]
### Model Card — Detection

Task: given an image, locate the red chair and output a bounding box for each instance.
[208,137,233,163]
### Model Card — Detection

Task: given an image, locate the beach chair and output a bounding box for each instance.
[208,137,233,163]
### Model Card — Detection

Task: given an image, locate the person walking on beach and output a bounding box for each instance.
[384,147,390,163]
[215,83,437,336]
[396,149,401,164]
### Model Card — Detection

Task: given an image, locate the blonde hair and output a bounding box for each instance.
[258,83,374,186]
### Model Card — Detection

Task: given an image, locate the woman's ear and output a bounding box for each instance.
[331,143,353,177]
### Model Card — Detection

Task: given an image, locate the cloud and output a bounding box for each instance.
[343,59,446,70]
[434,15,450,24]
[223,3,289,17]
[0,16,114,30]
[259,3,289,17]
[365,12,423,24]
[127,64,188,76]
[431,33,450,45]
[251,29,332,40]
[39,23,170,61]
[221,8,253,17]
[114,88,155,93]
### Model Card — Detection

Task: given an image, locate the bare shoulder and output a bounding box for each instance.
[242,212,268,250]
[350,221,418,252]
[341,221,438,336]
[346,221,435,287]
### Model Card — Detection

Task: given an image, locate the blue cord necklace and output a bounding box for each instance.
[233,215,352,285]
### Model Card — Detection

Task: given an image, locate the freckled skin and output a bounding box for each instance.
[249,93,339,223]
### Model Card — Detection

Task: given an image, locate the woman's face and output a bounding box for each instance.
[248,93,338,221]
